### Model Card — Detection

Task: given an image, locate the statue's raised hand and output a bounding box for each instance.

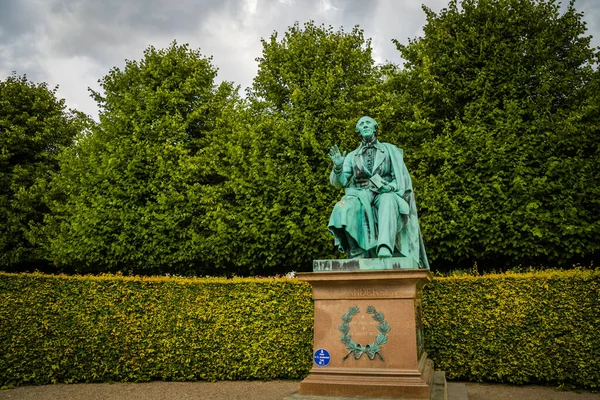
[328,145,346,167]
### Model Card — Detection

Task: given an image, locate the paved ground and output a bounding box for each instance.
[0,381,598,400]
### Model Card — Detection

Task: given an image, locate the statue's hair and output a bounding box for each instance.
[355,116,379,135]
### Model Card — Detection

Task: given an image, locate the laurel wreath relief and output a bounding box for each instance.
[338,305,390,361]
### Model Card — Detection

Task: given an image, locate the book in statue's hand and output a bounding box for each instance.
[369,174,387,190]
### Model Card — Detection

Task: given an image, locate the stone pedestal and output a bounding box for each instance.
[297,265,435,399]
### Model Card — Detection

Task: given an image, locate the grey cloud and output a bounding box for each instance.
[1,0,599,119]
[0,0,42,42]
[339,0,377,24]
[45,0,229,62]
[0,0,46,78]
[577,0,600,48]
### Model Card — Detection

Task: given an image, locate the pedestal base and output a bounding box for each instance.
[298,268,438,399]
[286,371,452,400]
[300,354,433,398]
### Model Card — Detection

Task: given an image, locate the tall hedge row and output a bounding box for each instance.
[1,270,599,389]
[0,273,313,388]
[422,269,600,389]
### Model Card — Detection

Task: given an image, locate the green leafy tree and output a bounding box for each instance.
[202,22,395,274]
[44,42,236,275]
[388,0,600,270]
[0,74,83,270]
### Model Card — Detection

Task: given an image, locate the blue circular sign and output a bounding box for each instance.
[313,348,331,367]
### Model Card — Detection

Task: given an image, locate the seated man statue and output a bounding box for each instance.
[328,116,429,268]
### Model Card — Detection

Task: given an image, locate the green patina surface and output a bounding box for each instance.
[327,116,429,269]
[339,305,390,361]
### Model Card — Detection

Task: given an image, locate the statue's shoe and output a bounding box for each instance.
[377,246,392,258]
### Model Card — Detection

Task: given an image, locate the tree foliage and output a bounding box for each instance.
[4,2,600,275]
[204,22,392,274]
[388,0,600,270]
[0,74,82,270]
[43,42,237,275]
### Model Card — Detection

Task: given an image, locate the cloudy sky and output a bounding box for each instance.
[1,0,599,119]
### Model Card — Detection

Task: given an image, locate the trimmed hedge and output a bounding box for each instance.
[422,269,600,389]
[0,273,313,388]
[1,269,599,389]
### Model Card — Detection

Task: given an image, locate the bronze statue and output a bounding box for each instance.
[328,116,429,268]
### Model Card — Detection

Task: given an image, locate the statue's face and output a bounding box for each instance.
[356,117,377,140]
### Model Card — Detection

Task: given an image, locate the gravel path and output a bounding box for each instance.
[0,381,598,400]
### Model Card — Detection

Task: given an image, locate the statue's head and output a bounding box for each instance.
[355,116,378,140]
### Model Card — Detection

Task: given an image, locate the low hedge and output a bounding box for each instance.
[0,273,313,388]
[422,269,600,389]
[1,269,598,389]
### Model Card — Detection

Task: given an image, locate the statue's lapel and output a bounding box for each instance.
[372,146,386,174]
[354,151,368,175]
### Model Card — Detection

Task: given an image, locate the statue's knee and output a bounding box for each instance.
[378,193,396,208]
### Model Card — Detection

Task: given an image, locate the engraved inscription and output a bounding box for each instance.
[350,313,379,337]
[323,286,404,299]
[345,287,400,297]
